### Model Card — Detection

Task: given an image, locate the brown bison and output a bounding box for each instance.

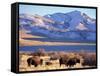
[67,58,80,67]
[27,56,43,67]
[59,57,80,67]
[82,56,96,66]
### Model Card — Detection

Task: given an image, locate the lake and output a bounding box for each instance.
[19,45,96,52]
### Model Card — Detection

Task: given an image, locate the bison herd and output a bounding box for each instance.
[26,54,96,68]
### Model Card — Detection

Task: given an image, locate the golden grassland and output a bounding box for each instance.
[19,51,96,72]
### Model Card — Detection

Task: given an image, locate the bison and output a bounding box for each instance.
[27,56,43,67]
[59,57,67,66]
[59,57,80,67]
[80,53,96,67]
[82,57,96,66]
[67,58,80,67]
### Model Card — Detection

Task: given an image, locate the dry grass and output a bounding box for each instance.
[19,51,96,72]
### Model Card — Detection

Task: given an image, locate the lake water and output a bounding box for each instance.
[19,45,96,52]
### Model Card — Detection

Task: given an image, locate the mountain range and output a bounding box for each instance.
[19,10,96,42]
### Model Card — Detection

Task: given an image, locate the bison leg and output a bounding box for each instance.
[34,64,38,67]
[27,63,30,67]
[40,59,43,65]
[59,62,61,67]
[27,58,32,67]
[59,58,63,67]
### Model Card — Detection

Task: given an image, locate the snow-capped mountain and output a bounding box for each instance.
[19,10,96,41]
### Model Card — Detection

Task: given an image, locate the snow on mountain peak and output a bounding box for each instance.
[82,13,96,23]
[76,22,88,31]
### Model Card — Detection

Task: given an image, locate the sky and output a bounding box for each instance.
[19,4,96,19]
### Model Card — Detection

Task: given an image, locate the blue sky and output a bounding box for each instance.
[19,4,96,19]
